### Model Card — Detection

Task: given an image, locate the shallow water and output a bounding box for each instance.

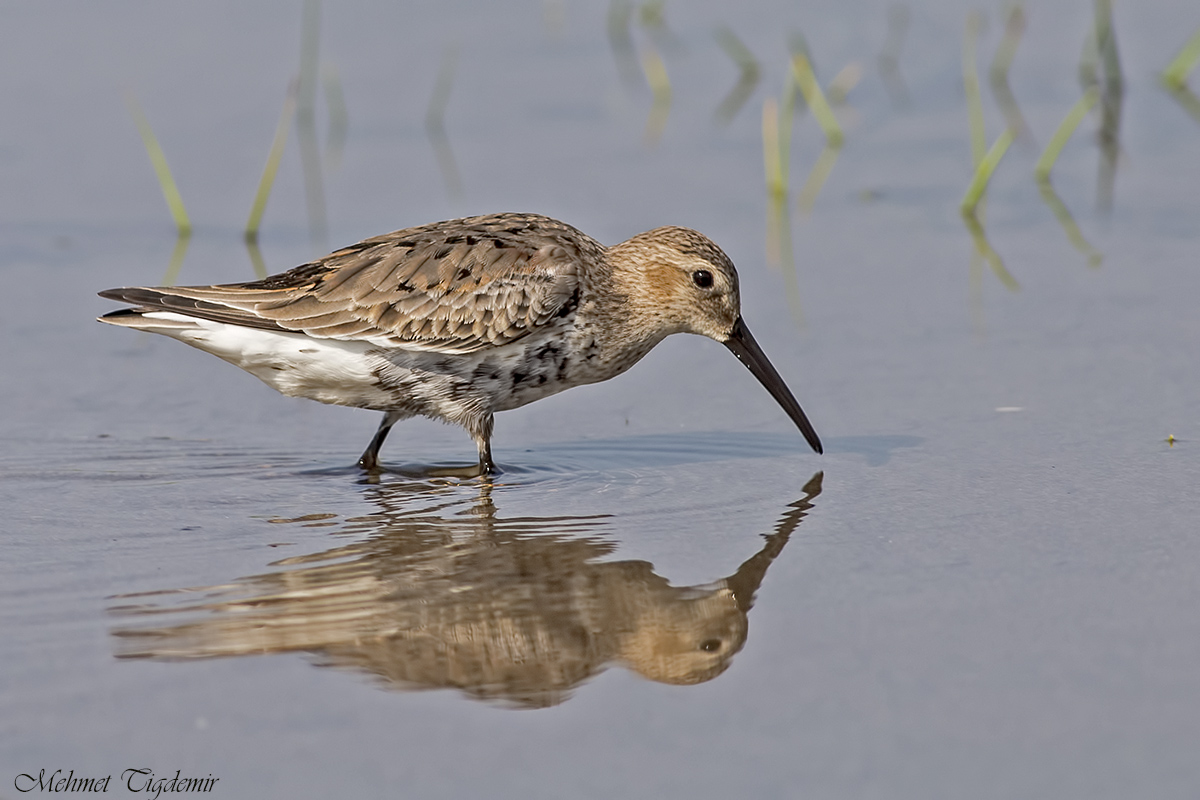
[3,1,1200,797]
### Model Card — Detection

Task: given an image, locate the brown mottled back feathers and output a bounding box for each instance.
[100,213,601,354]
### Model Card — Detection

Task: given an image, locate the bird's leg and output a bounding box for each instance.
[358,411,402,471]
[473,413,497,475]
[477,437,497,475]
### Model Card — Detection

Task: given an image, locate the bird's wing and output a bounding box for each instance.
[99,214,596,354]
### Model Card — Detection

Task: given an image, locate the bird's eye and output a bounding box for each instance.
[692,270,714,289]
[699,638,722,652]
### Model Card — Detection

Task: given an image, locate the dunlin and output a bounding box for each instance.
[99,213,821,473]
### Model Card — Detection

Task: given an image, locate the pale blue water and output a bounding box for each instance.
[2,1,1199,797]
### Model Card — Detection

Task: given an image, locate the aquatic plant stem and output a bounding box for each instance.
[126,95,191,236]
[246,80,298,241]
[322,62,348,170]
[878,4,911,107]
[713,26,760,123]
[1034,87,1100,181]
[296,0,327,251]
[963,12,987,167]
[762,98,785,199]
[961,129,1013,214]
[989,5,1032,144]
[642,45,672,145]
[790,54,843,147]
[426,44,463,199]
[1162,27,1200,89]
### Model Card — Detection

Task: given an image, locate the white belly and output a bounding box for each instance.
[139,312,397,408]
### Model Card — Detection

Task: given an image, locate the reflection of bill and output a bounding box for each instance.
[109,473,822,708]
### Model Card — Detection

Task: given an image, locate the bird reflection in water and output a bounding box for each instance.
[109,473,822,708]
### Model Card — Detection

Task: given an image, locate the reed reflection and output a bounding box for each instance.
[1081,0,1123,214]
[988,5,1032,147]
[426,44,464,201]
[877,4,910,109]
[1163,82,1200,125]
[607,0,642,94]
[713,26,760,125]
[109,474,822,708]
[296,0,328,252]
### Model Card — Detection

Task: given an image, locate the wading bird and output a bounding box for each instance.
[99,213,821,473]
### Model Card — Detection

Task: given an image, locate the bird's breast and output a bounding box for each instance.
[368,317,661,415]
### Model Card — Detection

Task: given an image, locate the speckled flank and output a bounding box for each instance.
[98,212,821,471]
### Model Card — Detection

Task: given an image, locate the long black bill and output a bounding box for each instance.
[723,317,823,454]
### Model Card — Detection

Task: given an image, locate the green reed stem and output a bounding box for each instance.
[963,12,987,167]
[322,62,349,170]
[778,70,796,185]
[788,32,813,115]
[989,5,1031,143]
[642,46,672,145]
[989,6,1024,84]
[961,129,1013,213]
[126,95,191,236]
[762,97,785,198]
[296,0,327,251]
[790,54,843,147]
[1094,0,1122,95]
[1034,87,1100,181]
[246,80,298,241]
[1162,27,1200,89]
[1079,27,1099,93]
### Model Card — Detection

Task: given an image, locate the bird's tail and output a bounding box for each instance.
[97,307,204,332]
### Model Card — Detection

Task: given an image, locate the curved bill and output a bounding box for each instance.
[722,317,823,454]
